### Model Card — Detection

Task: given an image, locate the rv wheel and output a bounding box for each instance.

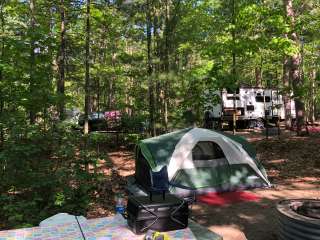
[256,118,265,129]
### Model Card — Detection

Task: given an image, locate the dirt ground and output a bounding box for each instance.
[90,128,320,240]
[191,129,320,240]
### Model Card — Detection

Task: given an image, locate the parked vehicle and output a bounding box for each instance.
[78,112,108,131]
[78,111,122,132]
[204,86,296,129]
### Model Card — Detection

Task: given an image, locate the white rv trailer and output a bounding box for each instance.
[205,86,296,128]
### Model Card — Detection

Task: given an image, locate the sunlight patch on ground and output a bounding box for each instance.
[237,213,256,222]
[267,159,288,164]
[208,225,247,240]
[108,151,135,176]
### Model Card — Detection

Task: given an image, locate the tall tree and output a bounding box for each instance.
[283,0,305,134]
[57,0,66,120]
[283,57,292,129]
[84,0,91,134]
[309,69,316,123]
[146,0,155,136]
[0,0,5,145]
[29,0,36,124]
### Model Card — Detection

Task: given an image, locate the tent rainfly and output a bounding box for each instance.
[131,128,271,196]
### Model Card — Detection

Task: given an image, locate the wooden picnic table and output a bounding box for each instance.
[0,215,222,240]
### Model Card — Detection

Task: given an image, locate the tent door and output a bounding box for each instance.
[191,141,230,188]
[171,141,231,189]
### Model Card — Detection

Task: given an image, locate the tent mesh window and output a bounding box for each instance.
[135,150,152,190]
[192,141,225,160]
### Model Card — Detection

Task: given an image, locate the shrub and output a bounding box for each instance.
[0,123,101,229]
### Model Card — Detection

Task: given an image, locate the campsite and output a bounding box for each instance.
[1,0,320,240]
[87,129,320,240]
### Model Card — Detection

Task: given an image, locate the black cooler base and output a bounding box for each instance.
[126,194,189,235]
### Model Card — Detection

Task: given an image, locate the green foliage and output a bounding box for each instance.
[0,124,101,228]
[124,133,144,147]
[121,113,147,132]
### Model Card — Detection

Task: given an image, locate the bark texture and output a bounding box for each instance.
[282,57,292,129]
[57,0,66,120]
[147,0,155,136]
[29,0,36,124]
[284,0,305,134]
[84,0,91,134]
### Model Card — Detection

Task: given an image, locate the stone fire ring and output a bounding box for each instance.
[277,199,320,240]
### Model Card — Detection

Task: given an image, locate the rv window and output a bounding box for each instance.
[227,96,240,100]
[247,105,254,111]
[255,96,264,102]
[192,141,225,160]
[265,96,271,102]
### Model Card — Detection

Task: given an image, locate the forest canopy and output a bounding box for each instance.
[1,0,319,132]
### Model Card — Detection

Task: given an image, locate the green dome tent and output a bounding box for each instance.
[131,128,270,196]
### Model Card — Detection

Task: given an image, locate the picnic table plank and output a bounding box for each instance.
[0,215,223,240]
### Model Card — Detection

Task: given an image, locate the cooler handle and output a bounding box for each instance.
[149,190,166,202]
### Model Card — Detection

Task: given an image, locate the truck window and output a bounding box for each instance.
[265,96,271,102]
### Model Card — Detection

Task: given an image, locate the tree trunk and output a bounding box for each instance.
[282,57,292,129]
[231,0,236,135]
[57,0,66,120]
[147,0,155,136]
[107,52,116,110]
[153,7,160,133]
[107,79,113,110]
[255,67,262,87]
[292,80,305,133]
[29,0,36,124]
[255,57,263,87]
[284,0,305,135]
[231,0,236,81]
[84,0,91,134]
[309,69,316,123]
[101,25,108,111]
[97,76,100,113]
[163,0,170,132]
[0,2,4,146]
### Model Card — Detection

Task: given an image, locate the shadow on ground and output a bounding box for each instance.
[191,181,320,240]
[191,129,320,240]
